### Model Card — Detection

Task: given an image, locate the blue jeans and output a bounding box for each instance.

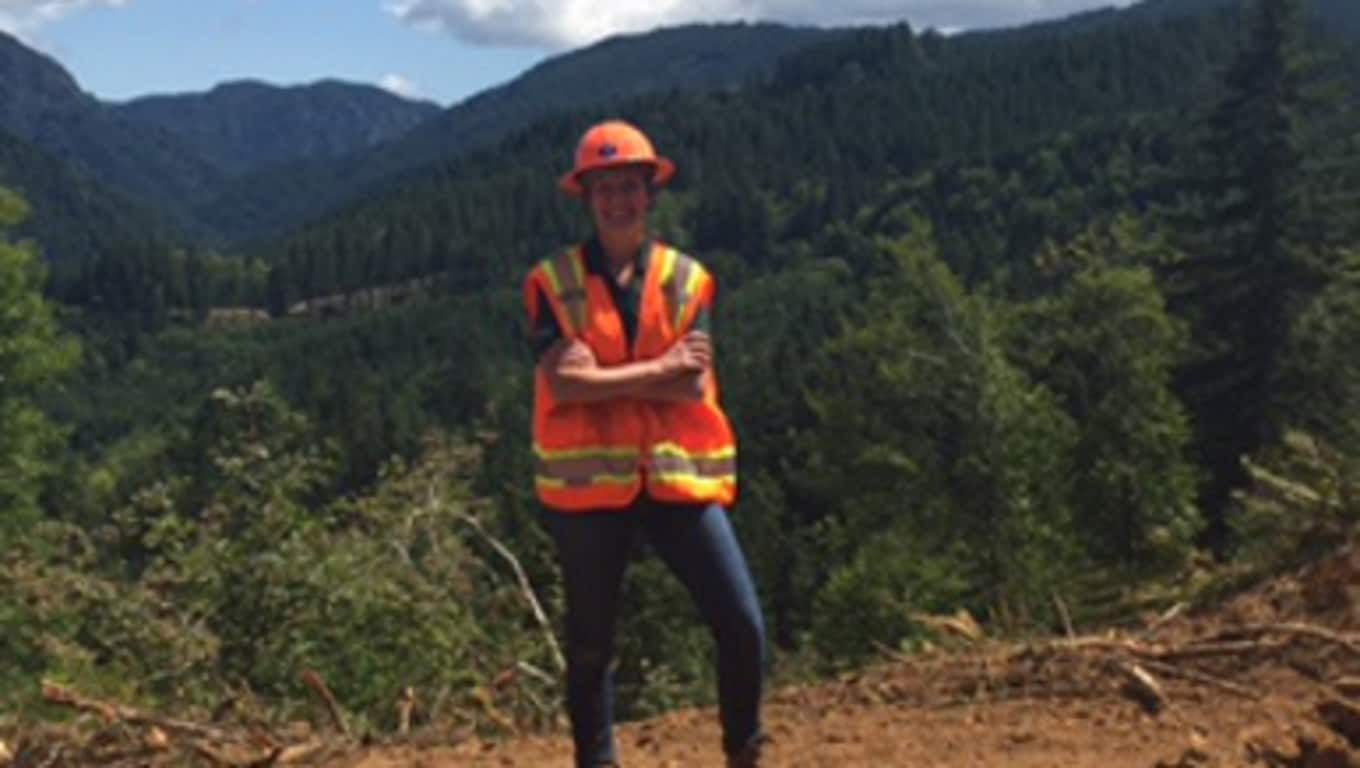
[543,498,766,767]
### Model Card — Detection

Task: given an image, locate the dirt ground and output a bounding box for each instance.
[342,666,1337,767]
[9,543,1360,767]
[339,543,1360,768]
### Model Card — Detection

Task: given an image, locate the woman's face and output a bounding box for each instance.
[583,166,652,240]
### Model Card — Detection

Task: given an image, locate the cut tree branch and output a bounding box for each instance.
[299,670,351,738]
[459,513,566,674]
[42,682,230,743]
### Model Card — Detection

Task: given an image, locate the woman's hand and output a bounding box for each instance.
[557,339,598,373]
[656,332,712,378]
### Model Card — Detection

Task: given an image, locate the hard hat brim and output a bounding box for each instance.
[560,157,676,198]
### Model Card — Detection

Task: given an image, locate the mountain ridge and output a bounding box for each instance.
[113,79,442,177]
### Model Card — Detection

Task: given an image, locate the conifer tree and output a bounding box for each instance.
[1167,0,1349,544]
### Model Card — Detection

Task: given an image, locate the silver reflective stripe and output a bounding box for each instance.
[536,455,639,483]
[545,248,587,332]
[668,252,696,329]
[649,454,736,479]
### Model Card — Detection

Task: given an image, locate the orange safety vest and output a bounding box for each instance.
[524,242,737,512]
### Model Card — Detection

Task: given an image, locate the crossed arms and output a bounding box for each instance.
[539,332,712,404]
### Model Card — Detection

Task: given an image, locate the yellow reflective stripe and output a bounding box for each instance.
[650,442,735,460]
[657,246,677,289]
[683,265,705,303]
[540,259,563,296]
[534,443,639,460]
[657,246,680,331]
[649,474,734,489]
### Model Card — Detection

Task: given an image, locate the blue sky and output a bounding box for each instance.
[3,0,1135,107]
[22,0,545,105]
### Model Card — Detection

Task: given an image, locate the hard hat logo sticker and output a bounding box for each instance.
[599,143,619,158]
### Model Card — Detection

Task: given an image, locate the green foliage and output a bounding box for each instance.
[0,520,221,711]
[0,184,31,228]
[5,382,562,729]
[1007,218,1200,572]
[0,189,79,533]
[1231,430,1359,571]
[801,231,1081,643]
[810,518,971,665]
[1275,249,1360,452]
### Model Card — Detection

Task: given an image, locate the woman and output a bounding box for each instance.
[523,119,767,768]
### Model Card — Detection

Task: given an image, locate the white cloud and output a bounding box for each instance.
[383,0,1136,49]
[379,73,423,99]
[0,0,130,35]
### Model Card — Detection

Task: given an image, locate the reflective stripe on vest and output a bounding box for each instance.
[541,247,588,333]
[646,441,736,484]
[657,247,706,331]
[534,443,640,489]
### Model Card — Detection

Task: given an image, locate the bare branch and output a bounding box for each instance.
[299,670,351,739]
[1137,659,1260,701]
[42,682,231,743]
[459,513,566,675]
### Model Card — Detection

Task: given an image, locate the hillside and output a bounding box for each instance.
[365,22,838,179]
[194,22,838,245]
[113,80,442,176]
[244,2,1259,300]
[5,1,1357,258]
[0,30,224,231]
[0,128,173,264]
[0,38,436,258]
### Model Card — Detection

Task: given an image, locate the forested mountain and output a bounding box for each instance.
[113,80,441,176]
[362,22,839,179]
[0,127,173,264]
[247,3,1261,299]
[0,24,837,254]
[194,22,839,245]
[3,0,1355,260]
[220,0,1357,305]
[0,30,224,230]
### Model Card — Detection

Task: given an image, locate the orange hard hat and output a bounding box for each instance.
[559,120,676,197]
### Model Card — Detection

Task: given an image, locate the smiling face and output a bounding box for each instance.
[582,164,653,244]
